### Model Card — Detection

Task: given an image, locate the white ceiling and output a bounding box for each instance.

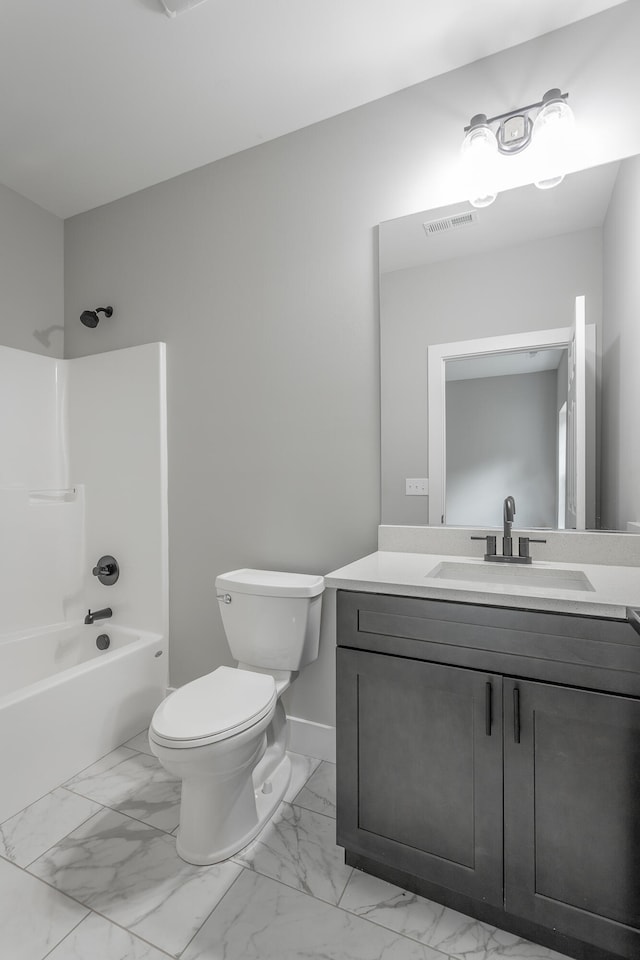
[0,0,627,219]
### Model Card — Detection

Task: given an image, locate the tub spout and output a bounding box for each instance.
[85,607,112,625]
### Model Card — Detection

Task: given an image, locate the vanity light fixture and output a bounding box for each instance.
[461,89,575,207]
[159,0,211,17]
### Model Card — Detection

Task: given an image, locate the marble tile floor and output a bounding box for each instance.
[0,731,572,960]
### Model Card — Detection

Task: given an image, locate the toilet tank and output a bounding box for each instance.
[215,569,324,671]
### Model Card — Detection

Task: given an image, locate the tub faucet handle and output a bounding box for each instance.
[92,555,119,585]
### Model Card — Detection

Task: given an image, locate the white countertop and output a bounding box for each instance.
[325,551,640,619]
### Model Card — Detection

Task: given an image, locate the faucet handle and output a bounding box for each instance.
[518,536,547,559]
[471,535,497,557]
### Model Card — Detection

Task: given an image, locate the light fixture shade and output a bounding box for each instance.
[160,0,210,17]
[461,119,499,208]
[532,91,575,189]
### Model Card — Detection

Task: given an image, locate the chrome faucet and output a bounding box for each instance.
[503,495,516,557]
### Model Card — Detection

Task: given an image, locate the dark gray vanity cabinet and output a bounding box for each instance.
[504,678,640,955]
[338,648,504,906]
[336,589,640,960]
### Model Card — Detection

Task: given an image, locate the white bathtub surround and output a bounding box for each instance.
[0,341,168,641]
[0,485,86,635]
[378,524,640,567]
[0,623,166,823]
[0,347,66,491]
[0,738,571,960]
[68,343,169,640]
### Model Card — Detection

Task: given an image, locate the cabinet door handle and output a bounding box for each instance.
[485,681,492,736]
[513,686,521,743]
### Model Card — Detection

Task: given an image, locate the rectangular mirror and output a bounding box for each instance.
[379,154,640,532]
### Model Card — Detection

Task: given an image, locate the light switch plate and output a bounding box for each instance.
[406,478,429,496]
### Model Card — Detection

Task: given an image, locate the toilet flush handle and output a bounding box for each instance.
[216,593,232,604]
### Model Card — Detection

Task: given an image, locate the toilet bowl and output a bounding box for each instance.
[149,568,324,865]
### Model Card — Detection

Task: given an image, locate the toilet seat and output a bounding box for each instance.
[150,666,277,749]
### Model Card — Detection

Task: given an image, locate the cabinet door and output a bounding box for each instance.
[337,648,503,906]
[504,678,640,957]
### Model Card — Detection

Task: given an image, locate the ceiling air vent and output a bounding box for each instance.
[423,211,478,237]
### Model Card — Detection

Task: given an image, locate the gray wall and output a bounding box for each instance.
[0,182,63,357]
[381,228,602,524]
[601,155,640,530]
[63,2,640,726]
[446,370,558,528]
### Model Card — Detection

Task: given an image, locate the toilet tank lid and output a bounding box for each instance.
[215,568,324,598]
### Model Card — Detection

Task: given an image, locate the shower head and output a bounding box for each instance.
[80,306,113,328]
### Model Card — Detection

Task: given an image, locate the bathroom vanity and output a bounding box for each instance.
[328,537,640,960]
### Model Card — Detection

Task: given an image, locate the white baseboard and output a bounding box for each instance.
[288,716,336,763]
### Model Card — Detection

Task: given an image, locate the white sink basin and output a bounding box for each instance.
[425,560,595,592]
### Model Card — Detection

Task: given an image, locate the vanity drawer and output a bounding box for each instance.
[337,589,640,697]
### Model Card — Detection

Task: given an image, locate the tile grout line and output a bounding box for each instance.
[58,784,180,837]
[5,834,461,960]
[335,865,355,907]
[3,803,177,877]
[203,857,460,960]
[167,758,330,956]
[177,865,249,959]
[39,908,90,960]
[50,905,179,960]
[6,747,349,960]
[22,801,111,870]
[0,743,139,833]
[13,848,180,960]
[331,892,459,960]
[3,743,320,874]
[330,866,564,960]
[289,797,336,819]
[2,743,560,960]
[0,798,109,871]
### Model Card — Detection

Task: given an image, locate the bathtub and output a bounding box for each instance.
[0,622,167,824]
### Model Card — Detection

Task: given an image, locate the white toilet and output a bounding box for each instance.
[149,568,324,865]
